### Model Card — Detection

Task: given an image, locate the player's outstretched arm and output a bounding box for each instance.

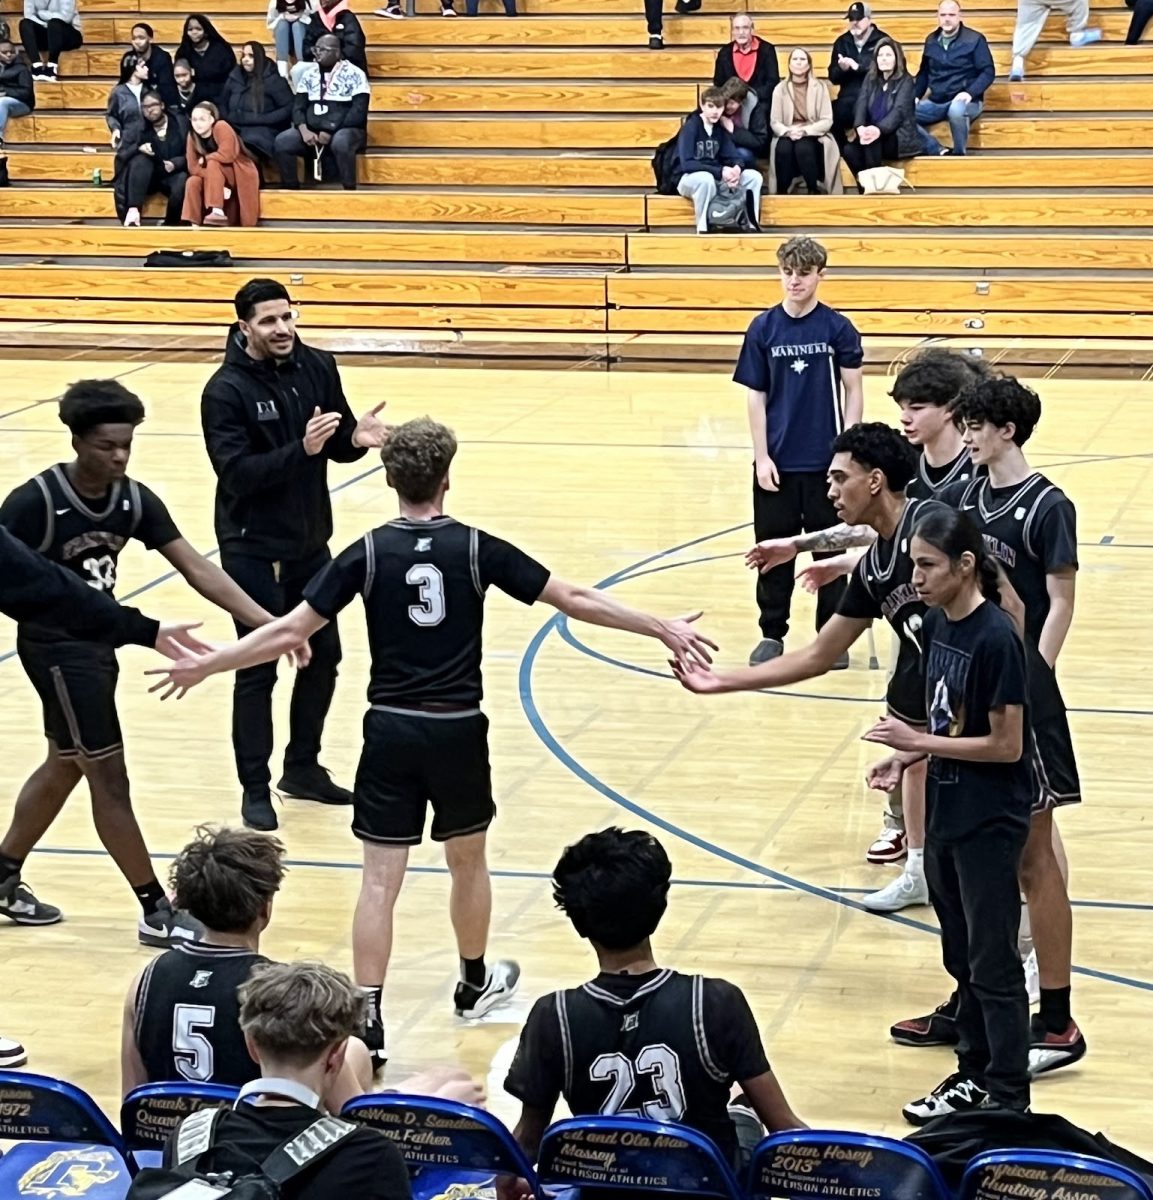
[158,538,277,629]
[741,1070,809,1133]
[539,577,718,668]
[796,549,864,594]
[673,614,868,695]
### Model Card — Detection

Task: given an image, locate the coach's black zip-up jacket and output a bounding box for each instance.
[201,324,367,562]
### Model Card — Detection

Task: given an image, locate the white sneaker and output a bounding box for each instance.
[1023,948,1040,1006]
[1009,54,1025,80]
[862,865,929,912]
[903,1073,989,1126]
[454,959,520,1018]
[123,207,141,227]
[0,1035,27,1068]
[866,827,907,864]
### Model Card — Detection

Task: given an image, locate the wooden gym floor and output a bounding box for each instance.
[1,351,1151,1148]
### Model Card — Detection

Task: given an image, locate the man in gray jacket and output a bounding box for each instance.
[18,0,83,80]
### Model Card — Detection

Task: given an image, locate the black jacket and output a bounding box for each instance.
[146,109,189,170]
[291,62,370,135]
[728,91,769,157]
[852,72,920,158]
[301,10,368,73]
[172,83,203,118]
[827,23,889,104]
[713,39,779,103]
[0,58,35,110]
[142,44,177,107]
[222,63,293,129]
[174,38,237,103]
[201,325,367,560]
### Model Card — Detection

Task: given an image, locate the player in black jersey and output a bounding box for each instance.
[0,380,285,947]
[147,416,717,1060]
[504,827,804,1170]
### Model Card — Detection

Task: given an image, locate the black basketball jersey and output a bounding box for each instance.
[134,942,268,1087]
[947,472,1078,646]
[904,446,974,502]
[303,516,551,706]
[504,969,770,1162]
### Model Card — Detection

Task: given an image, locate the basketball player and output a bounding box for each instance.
[503,827,805,1168]
[146,417,717,1068]
[864,505,1032,1123]
[0,379,284,945]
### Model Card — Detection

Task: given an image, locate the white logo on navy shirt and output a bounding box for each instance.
[790,359,808,375]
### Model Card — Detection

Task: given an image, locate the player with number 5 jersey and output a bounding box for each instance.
[147,417,719,1067]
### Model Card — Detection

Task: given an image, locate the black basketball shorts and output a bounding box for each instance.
[886,646,927,727]
[17,637,123,759]
[353,706,495,845]
[1025,645,1081,815]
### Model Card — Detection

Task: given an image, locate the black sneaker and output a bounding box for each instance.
[454,959,521,1018]
[0,1034,27,1068]
[902,1073,989,1126]
[0,876,62,926]
[890,994,961,1047]
[242,787,279,831]
[139,898,205,948]
[277,765,352,806]
[362,1010,388,1073]
[648,33,663,49]
[748,637,783,665]
[1028,1015,1087,1076]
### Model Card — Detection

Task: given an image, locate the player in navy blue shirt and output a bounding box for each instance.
[734,236,864,668]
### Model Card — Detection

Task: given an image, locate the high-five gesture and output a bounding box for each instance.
[656,611,718,670]
[352,401,391,449]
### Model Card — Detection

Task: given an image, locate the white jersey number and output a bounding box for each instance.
[173,1003,216,1082]
[81,554,117,592]
[406,563,446,626]
[589,1043,686,1121]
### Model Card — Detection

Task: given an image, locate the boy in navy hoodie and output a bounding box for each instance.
[674,85,763,234]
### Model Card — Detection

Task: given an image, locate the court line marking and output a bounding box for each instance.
[518,525,1153,994]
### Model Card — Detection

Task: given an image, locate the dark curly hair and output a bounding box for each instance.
[831,421,919,492]
[59,379,145,436]
[949,374,1041,446]
[382,417,458,504]
[171,825,286,933]
[889,348,990,408]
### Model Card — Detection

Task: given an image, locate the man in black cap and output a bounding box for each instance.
[828,2,889,146]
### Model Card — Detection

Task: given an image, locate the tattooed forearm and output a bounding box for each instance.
[795,524,878,553]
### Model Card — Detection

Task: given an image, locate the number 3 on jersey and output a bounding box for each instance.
[590,1044,686,1121]
[406,563,446,626]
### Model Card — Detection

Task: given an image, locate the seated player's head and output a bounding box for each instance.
[699,85,725,123]
[949,373,1041,467]
[381,417,457,506]
[890,348,990,447]
[59,380,146,482]
[171,824,286,938]
[239,960,367,1083]
[234,277,296,362]
[552,828,672,956]
[776,235,827,303]
[911,505,1001,609]
[828,422,918,525]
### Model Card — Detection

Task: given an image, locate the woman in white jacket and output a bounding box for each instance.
[18,0,82,80]
[768,46,844,195]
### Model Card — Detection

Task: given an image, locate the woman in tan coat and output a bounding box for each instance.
[182,100,261,226]
[768,47,844,195]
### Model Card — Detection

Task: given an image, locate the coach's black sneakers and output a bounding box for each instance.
[139,898,205,949]
[455,959,521,1019]
[903,1073,989,1126]
[890,994,961,1047]
[1028,1015,1087,1076]
[748,637,784,666]
[0,876,62,926]
[242,787,278,831]
[277,765,353,807]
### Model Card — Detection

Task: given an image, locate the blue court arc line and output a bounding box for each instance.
[518,525,1153,994]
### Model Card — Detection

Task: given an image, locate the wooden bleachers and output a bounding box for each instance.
[1,0,1151,349]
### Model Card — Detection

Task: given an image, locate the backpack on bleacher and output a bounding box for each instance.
[126,1106,359,1199]
[651,135,681,195]
[707,183,759,233]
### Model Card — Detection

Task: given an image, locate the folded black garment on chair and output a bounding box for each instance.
[144,250,234,268]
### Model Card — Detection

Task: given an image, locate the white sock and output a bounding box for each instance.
[906,847,925,873]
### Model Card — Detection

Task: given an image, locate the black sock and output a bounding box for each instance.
[132,880,166,917]
[1038,985,1071,1033]
[0,852,23,886]
[461,956,487,989]
[361,984,383,1024]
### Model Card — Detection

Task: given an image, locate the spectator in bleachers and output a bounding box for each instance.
[268,0,314,78]
[18,0,83,82]
[106,50,149,146]
[463,0,516,16]
[642,0,664,50]
[1010,0,1099,79]
[129,22,177,107]
[300,0,368,81]
[719,76,769,167]
[768,48,843,194]
[913,0,993,156]
[276,33,369,190]
[828,2,889,146]
[713,13,779,103]
[223,41,293,166]
[841,36,919,185]
[0,37,35,151]
[115,88,188,226]
[183,100,261,225]
[175,14,236,105]
[172,57,203,117]
[673,84,763,233]
[1125,0,1153,41]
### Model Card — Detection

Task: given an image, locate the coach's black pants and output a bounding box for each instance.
[752,469,846,641]
[220,548,342,790]
[926,821,1031,1110]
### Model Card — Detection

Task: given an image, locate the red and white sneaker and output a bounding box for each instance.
[866,827,907,865]
[1028,1017,1087,1076]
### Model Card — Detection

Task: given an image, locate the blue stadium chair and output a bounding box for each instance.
[537,1115,744,1199]
[342,1091,539,1200]
[748,1129,950,1200]
[0,1069,135,1200]
[961,1148,1153,1200]
[120,1080,239,1169]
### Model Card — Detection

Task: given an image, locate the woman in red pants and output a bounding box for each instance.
[182,101,260,226]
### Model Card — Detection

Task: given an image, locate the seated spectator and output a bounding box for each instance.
[719,76,769,167]
[828,2,889,146]
[175,14,236,105]
[172,57,202,117]
[115,88,188,226]
[841,36,919,186]
[768,48,843,195]
[713,13,779,103]
[505,828,805,1172]
[222,41,293,165]
[464,0,515,16]
[268,0,314,78]
[641,0,664,50]
[19,0,82,81]
[276,33,368,190]
[1010,0,1098,79]
[106,50,149,158]
[0,37,35,151]
[152,961,414,1199]
[183,100,261,226]
[673,85,763,234]
[1125,0,1153,42]
[913,0,993,157]
[129,22,176,107]
[300,0,368,84]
